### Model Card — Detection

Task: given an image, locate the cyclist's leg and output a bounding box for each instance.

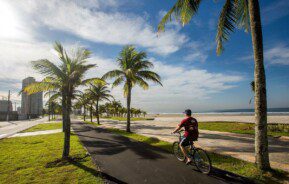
[179,137,192,163]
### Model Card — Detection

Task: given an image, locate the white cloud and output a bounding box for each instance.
[6,0,187,56]
[239,44,289,65]
[95,57,244,112]
[265,44,289,65]
[0,40,54,82]
[183,41,213,63]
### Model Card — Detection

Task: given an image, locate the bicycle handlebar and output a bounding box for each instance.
[172,130,184,136]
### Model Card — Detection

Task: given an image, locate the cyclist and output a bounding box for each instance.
[172,109,199,164]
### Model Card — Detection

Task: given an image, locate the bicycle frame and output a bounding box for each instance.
[175,130,195,149]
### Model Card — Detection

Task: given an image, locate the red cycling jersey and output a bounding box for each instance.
[178,117,199,140]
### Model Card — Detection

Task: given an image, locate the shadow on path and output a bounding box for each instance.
[72,121,254,184]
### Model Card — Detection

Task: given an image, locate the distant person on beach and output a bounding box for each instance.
[172,109,199,164]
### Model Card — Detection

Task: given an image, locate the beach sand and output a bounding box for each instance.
[147,114,289,124]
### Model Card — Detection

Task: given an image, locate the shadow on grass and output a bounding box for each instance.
[261,169,289,184]
[46,156,127,184]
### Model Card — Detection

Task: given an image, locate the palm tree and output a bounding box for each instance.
[86,83,113,124]
[23,42,103,159]
[103,45,162,132]
[87,98,94,123]
[44,90,61,122]
[119,107,127,117]
[158,0,270,171]
[99,104,106,117]
[75,92,89,121]
[142,110,147,118]
[111,100,122,117]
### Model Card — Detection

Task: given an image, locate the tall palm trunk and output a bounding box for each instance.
[248,0,270,171]
[90,104,93,122]
[126,83,132,132]
[62,93,71,159]
[96,100,100,125]
[83,105,86,121]
[61,92,67,132]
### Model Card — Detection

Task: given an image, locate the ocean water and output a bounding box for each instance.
[153,108,289,115]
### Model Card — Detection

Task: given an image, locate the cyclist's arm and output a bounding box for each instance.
[173,119,185,133]
[172,125,182,134]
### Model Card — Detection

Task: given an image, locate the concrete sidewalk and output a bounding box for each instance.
[10,129,62,137]
[98,119,289,172]
[0,117,48,139]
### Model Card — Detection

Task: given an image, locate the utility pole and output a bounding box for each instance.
[6,90,10,121]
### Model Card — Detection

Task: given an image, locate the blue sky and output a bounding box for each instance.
[0,0,288,113]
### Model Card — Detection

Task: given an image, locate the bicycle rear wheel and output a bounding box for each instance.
[172,142,185,162]
[193,148,211,174]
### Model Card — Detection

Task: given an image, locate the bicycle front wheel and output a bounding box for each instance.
[172,142,185,162]
[193,148,212,174]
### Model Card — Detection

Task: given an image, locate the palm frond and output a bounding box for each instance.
[250,80,255,92]
[158,0,202,32]
[235,0,250,32]
[216,0,237,55]
[75,47,92,62]
[44,90,59,98]
[134,60,154,71]
[24,81,57,95]
[82,78,106,86]
[112,76,125,88]
[53,41,65,61]
[137,71,163,86]
[102,70,125,80]
[48,93,61,102]
[31,59,65,78]
[134,76,149,90]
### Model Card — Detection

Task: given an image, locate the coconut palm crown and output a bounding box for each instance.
[158,0,250,55]
[102,45,162,132]
[86,83,113,124]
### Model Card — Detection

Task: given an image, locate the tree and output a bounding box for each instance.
[86,83,113,124]
[110,100,122,117]
[158,0,270,171]
[103,45,162,132]
[75,92,89,121]
[45,91,61,122]
[24,42,103,159]
[142,110,147,118]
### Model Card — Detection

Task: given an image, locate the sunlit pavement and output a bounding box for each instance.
[72,121,236,184]
[97,118,289,172]
[0,117,48,139]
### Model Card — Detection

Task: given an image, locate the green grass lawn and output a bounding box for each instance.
[22,122,63,133]
[0,133,102,184]
[199,122,289,137]
[107,128,288,183]
[102,117,154,121]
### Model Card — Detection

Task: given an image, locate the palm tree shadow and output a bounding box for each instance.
[46,156,127,184]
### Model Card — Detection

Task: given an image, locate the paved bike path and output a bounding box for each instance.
[72,121,249,184]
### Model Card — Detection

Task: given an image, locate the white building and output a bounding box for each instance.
[21,77,43,117]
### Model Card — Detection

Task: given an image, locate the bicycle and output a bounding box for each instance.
[172,130,212,174]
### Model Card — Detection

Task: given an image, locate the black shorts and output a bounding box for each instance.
[180,137,192,147]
